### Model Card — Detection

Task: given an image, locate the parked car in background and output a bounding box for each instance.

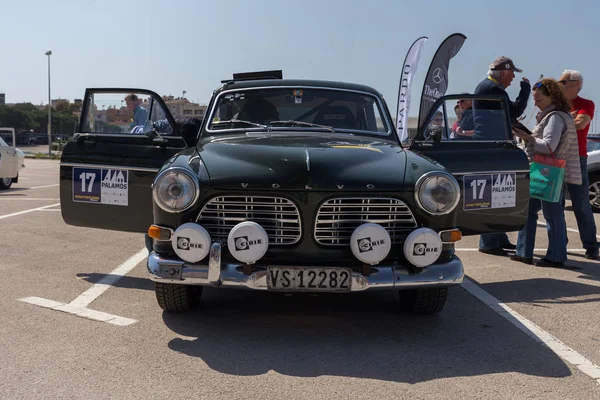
[0,127,25,190]
[586,134,600,212]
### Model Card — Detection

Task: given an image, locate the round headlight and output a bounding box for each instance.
[153,167,199,213]
[415,171,460,215]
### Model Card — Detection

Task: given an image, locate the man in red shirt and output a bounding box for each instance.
[559,69,599,259]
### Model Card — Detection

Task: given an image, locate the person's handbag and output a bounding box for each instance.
[529,147,566,203]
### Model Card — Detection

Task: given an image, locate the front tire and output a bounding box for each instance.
[398,287,448,315]
[0,177,13,190]
[155,282,203,312]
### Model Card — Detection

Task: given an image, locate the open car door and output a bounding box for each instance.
[60,88,194,233]
[409,94,530,235]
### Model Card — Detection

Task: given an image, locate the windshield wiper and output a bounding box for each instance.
[211,119,267,129]
[268,120,336,132]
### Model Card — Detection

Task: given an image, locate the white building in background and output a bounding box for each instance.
[162,96,207,120]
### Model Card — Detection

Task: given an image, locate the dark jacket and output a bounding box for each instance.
[459,107,474,130]
[472,77,531,140]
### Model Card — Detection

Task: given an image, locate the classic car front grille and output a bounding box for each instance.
[314,197,418,245]
[196,196,301,245]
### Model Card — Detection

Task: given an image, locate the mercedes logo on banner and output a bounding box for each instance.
[432,68,444,84]
[417,33,466,132]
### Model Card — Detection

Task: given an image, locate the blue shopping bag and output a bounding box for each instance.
[529,153,566,203]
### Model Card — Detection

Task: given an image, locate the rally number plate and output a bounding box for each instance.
[267,267,352,292]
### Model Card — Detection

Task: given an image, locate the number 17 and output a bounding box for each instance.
[79,172,96,193]
[470,179,486,199]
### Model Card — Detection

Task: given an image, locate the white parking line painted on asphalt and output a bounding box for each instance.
[19,248,148,326]
[69,249,148,308]
[456,248,586,252]
[72,307,134,324]
[0,203,60,220]
[27,184,59,189]
[20,297,137,326]
[0,198,60,201]
[462,278,600,385]
[538,221,600,241]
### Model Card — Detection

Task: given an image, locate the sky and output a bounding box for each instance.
[1,0,600,130]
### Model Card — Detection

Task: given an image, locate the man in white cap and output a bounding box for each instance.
[558,69,599,260]
[474,56,531,256]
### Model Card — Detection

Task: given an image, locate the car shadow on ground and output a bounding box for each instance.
[537,253,600,276]
[472,275,600,306]
[160,286,572,383]
[503,248,600,273]
[578,274,600,283]
[562,257,600,282]
[76,273,154,291]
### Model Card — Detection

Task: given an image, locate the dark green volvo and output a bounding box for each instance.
[59,71,529,314]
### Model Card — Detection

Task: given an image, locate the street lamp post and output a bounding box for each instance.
[45,50,52,156]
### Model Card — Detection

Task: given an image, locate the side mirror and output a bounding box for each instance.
[426,125,443,143]
[142,120,154,135]
[142,120,167,144]
[177,118,203,148]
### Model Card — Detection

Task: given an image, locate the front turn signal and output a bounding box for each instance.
[440,229,462,243]
[148,225,172,241]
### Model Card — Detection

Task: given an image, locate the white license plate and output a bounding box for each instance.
[267,267,352,292]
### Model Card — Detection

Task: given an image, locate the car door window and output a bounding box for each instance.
[0,130,13,146]
[82,92,173,135]
[148,97,174,134]
[418,98,512,142]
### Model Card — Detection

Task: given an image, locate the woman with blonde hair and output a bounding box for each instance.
[511,78,581,267]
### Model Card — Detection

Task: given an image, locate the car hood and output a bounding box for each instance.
[197,134,407,191]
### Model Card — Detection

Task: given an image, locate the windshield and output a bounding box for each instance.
[206,87,390,135]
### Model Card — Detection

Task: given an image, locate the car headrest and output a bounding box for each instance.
[239,98,280,124]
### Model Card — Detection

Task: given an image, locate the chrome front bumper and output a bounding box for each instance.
[146,243,464,291]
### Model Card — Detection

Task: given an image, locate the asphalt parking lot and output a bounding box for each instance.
[1,159,600,399]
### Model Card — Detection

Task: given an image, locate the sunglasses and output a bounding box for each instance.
[533,81,545,89]
[558,79,579,85]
